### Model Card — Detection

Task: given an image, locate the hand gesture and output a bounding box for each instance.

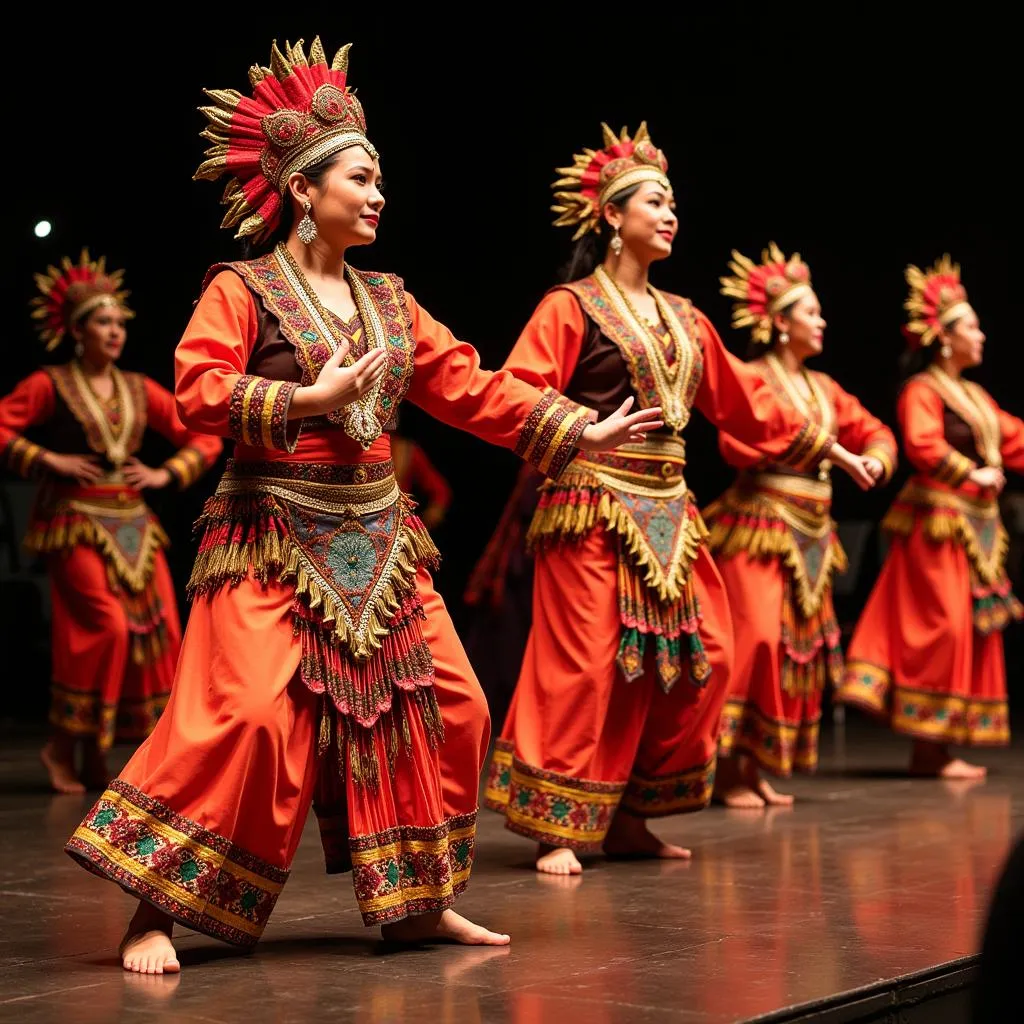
[578,398,664,452]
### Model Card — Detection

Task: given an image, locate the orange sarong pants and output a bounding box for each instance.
[485,526,732,849]
[66,565,489,945]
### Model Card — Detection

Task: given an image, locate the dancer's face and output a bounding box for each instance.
[289,146,385,251]
[71,304,127,366]
[941,310,985,369]
[775,292,826,361]
[605,181,678,264]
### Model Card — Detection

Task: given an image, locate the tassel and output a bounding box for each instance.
[704,485,846,619]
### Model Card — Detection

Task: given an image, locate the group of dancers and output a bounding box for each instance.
[0,37,1020,975]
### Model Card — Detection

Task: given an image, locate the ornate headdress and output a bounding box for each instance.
[719,243,814,345]
[552,123,671,240]
[194,37,377,241]
[903,255,973,348]
[31,249,133,351]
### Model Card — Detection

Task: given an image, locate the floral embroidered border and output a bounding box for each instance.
[560,276,704,431]
[47,364,147,459]
[66,780,288,947]
[718,700,820,777]
[4,436,45,477]
[779,420,834,473]
[227,375,299,451]
[349,812,476,925]
[620,756,716,817]
[163,445,210,489]
[50,685,168,748]
[213,257,416,441]
[515,387,593,480]
[934,449,975,486]
[838,660,1009,746]
[488,746,625,850]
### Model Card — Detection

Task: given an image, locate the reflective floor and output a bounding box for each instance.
[0,719,1019,1024]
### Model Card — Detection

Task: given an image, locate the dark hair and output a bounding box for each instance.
[898,317,959,381]
[744,297,799,361]
[559,184,641,282]
[241,152,344,260]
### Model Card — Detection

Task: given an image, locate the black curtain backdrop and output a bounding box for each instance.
[2,13,1018,719]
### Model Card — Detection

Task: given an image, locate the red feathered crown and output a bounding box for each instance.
[194,37,376,241]
[552,123,670,240]
[903,255,973,348]
[719,242,814,345]
[31,250,133,351]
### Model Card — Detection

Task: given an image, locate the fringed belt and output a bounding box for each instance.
[703,470,846,696]
[188,459,442,784]
[883,478,1022,634]
[25,479,171,667]
[526,435,710,692]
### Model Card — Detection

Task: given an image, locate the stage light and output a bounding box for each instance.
[34,220,52,238]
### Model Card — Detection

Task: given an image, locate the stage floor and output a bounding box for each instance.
[0,718,1019,1024]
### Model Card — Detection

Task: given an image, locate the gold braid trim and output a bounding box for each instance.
[188,493,439,660]
[525,466,707,604]
[882,503,1008,588]
[704,488,847,619]
[25,511,168,594]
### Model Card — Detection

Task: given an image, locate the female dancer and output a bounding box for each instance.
[484,125,878,874]
[838,256,1024,777]
[64,39,659,973]
[704,244,894,807]
[0,251,221,793]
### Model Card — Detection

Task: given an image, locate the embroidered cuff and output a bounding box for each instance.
[934,450,975,486]
[515,388,595,480]
[863,444,897,484]
[5,436,46,478]
[780,421,835,472]
[163,445,209,489]
[228,376,300,452]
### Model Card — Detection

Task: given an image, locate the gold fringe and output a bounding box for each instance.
[526,470,707,604]
[188,494,440,660]
[882,503,1009,587]
[704,492,847,619]
[25,513,167,595]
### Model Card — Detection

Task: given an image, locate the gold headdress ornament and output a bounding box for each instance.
[903,255,973,349]
[194,37,377,241]
[31,249,133,351]
[552,122,671,240]
[720,242,814,345]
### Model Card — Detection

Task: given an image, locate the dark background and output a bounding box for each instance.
[1,13,1019,721]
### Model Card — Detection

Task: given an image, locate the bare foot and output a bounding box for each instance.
[603,813,691,860]
[535,845,583,875]
[40,740,85,795]
[712,754,765,809]
[912,757,988,780]
[120,903,179,974]
[381,909,510,946]
[713,784,766,809]
[910,742,988,780]
[753,778,795,807]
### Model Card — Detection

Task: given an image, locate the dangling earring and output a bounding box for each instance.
[610,227,623,257]
[297,200,318,244]
[74,341,84,359]
[778,331,789,346]
[941,343,952,359]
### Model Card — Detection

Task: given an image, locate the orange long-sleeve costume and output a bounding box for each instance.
[66,253,592,944]
[0,366,220,747]
[484,279,835,849]
[837,366,1024,745]
[703,353,896,776]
